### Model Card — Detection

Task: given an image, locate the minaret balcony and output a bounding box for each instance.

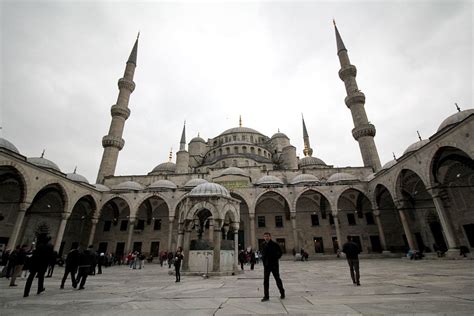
[338,64,357,80]
[344,91,366,108]
[117,78,136,92]
[352,124,376,140]
[111,104,131,120]
[102,135,125,150]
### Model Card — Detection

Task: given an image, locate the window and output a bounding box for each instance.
[258,216,266,228]
[311,214,320,226]
[365,213,375,225]
[347,214,356,226]
[136,219,145,230]
[233,135,237,141]
[120,220,128,231]
[250,136,254,142]
[321,209,327,220]
[242,135,246,141]
[103,220,112,232]
[357,210,364,218]
[154,219,162,230]
[329,214,334,225]
[275,216,283,228]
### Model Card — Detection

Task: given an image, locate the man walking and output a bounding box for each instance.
[260,232,285,302]
[342,236,361,286]
[23,234,53,297]
[60,245,79,289]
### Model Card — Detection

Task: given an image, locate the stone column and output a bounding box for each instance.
[333,212,343,251]
[208,218,214,242]
[223,224,229,240]
[167,217,174,251]
[213,220,222,272]
[182,228,191,271]
[373,209,389,252]
[396,205,416,250]
[125,217,136,252]
[249,213,256,250]
[54,212,71,252]
[177,223,184,249]
[87,217,99,247]
[428,188,457,253]
[291,213,298,251]
[7,202,30,250]
[233,224,239,272]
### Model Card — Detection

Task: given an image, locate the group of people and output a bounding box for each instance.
[238,248,258,270]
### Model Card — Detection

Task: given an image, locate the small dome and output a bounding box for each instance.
[381,159,397,171]
[298,156,327,168]
[366,173,376,181]
[189,182,230,198]
[271,132,289,139]
[219,127,262,136]
[437,109,474,132]
[219,167,248,177]
[0,138,20,154]
[27,157,61,172]
[66,172,89,184]
[255,175,284,186]
[112,181,144,191]
[150,162,176,174]
[184,178,208,189]
[94,184,110,192]
[190,136,206,143]
[290,174,320,185]
[403,139,429,155]
[148,179,177,190]
[327,172,357,183]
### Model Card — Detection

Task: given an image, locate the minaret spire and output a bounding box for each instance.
[179,121,186,151]
[169,148,173,162]
[302,114,313,157]
[334,21,381,171]
[239,115,242,127]
[97,35,139,183]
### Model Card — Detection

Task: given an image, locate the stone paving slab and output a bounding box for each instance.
[1,259,473,315]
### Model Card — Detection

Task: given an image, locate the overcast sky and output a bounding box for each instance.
[1,0,472,183]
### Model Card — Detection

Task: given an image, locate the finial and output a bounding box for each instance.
[169,148,173,162]
[416,131,422,141]
[198,132,200,137]
[137,31,140,40]
[393,152,397,160]
[184,120,186,125]
[333,18,336,26]
[455,103,461,112]
[239,115,242,127]
[278,128,280,133]
[41,149,45,158]
[73,166,77,174]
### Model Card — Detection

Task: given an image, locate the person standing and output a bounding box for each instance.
[167,251,174,269]
[238,250,246,271]
[174,248,183,282]
[260,232,285,302]
[23,234,53,297]
[60,245,79,289]
[46,250,57,277]
[9,245,27,286]
[76,245,94,290]
[342,236,361,286]
[248,248,256,270]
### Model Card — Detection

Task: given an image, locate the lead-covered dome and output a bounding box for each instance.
[290,174,320,185]
[327,172,357,183]
[150,162,176,175]
[219,127,262,136]
[184,178,208,189]
[94,184,110,192]
[403,139,429,155]
[271,132,289,139]
[298,156,327,168]
[66,172,89,184]
[148,179,177,190]
[381,159,397,171]
[189,182,230,198]
[437,109,474,132]
[112,181,144,191]
[27,157,61,172]
[0,138,20,154]
[190,136,206,143]
[255,175,284,186]
[219,167,248,177]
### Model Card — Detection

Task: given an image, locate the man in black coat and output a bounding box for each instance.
[23,234,53,297]
[76,245,94,290]
[342,236,361,286]
[260,232,285,302]
[60,245,79,289]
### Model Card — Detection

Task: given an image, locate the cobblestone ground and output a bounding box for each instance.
[1,258,473,315]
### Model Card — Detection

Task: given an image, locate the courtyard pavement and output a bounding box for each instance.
[1,258,473,315]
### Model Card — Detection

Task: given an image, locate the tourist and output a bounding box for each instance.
[342,236,360,286]
[248,248,256,270]
[23,234,53,297]
[97,253,105,274]
[60,245,79,289]
[46,250,57,277]
[9,244,27,287]
[76,245,94,290]
[167,251,174,268]
[174,248,183,282]
[260,232,285,302]
[238,250,246,270]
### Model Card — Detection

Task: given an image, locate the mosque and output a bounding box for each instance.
[0,23,473,271]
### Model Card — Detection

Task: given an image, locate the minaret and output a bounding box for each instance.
[334,21,381,171]
[176,121,190,174]
[96,34,139,183]
[302,114,313,157]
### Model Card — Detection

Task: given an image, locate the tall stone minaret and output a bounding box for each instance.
[176,122,190,174]
[96,35,139,183]
[334,21,381,171]
[302,114,313,157]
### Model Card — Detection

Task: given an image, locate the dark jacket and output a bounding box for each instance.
[30,242,54,272]
[174,253,183,267]
[78,249,94,268]
[342,241,360,260]
[65,249,80,269]
[261,240,282,267]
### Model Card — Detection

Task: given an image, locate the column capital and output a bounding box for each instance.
[426,186,442,198]
[290,213,297,220]
[19,202,31,211]
[168,217,175,223]
[128,216,136,224]
[249,213,255,220]
[91,218,99,225]
[61,212,71,220]
[373,209,381,217]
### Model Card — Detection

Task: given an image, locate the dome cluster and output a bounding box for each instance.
[290,174,320,185]
[188,182,230,198]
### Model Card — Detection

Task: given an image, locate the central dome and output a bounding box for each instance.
[219,127,263,136]
[189,182,230,198]
[27,157,61,172]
